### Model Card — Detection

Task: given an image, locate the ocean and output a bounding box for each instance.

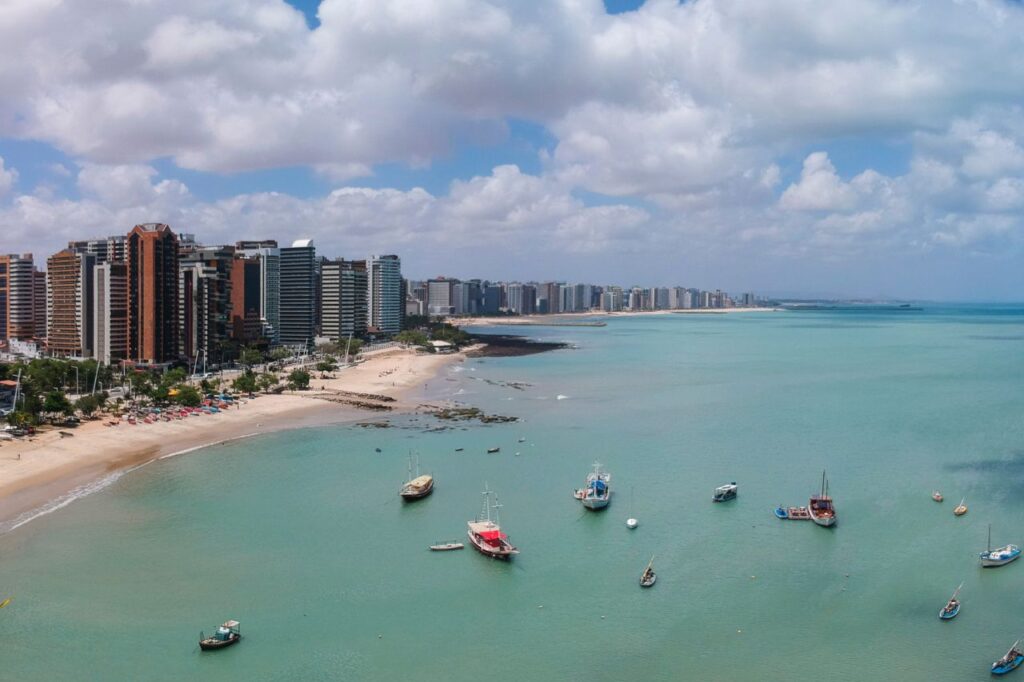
[2,305,1024,681]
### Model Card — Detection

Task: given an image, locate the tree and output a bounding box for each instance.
[396,330,430,347]
[403,314,429,330]
[287,369,310,390]
[257,372,278,393]
[316,341,340,356]
[171,385,202,407]
[269,347,292,361]
[239,346,263,368]
[233,372,258,395]
[74,394,101,418]
[316,358,337,373]
[164,367,188,384]
[43,390,73,418]
[346,338,363,358]
[431,324,470,347]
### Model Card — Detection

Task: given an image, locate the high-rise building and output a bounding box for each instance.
[601,287,624,312]
[33,268,47,340]
[279,240,317,347]
[367,255,402,334]
[481,283,501,315]
[127,223,179,363]
[235,241,280,344]
[426,278,455,317]
[654,287,670,310]
[94,262,127,364]
[229,255,262,343]
[179,245,233,364]
[453,280,481,316]
[506,283,536,314]
[559,284,577,313]
[574,284,594,312]
[68,235,126,264]
[46,249,96,358]
[0,254,36,343]
[320,259,368,341]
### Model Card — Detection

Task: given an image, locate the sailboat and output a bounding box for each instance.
[399,452,433,500]
[467,485,518,560]
[640,556,656,588]
[991,640,1024,676]
[939,582,963,620]
[953,498,967,516]
[980,525,1021,568]
[626,486,638,529]
[575,462,611,510]
[808,470,836,527]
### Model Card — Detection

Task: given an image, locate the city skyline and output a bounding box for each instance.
[2,1,1024,300]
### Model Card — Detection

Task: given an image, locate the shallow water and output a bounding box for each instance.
[1,305,1023,681]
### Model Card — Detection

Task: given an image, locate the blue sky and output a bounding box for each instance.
[0,0,1022,299]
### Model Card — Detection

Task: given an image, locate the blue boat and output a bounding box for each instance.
[774,506,788,519]
[939,582,962,620]
[992,641,1024,675]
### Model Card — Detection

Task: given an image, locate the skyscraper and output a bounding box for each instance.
[127,223,179,364]
[426,278,455,316]
[279,239,317,347]
[235,240,280,344]
[68,235,126,264]
[94,261,127,364]
[367,255,402,334]
[0,254,36,342]
[506,283,536,314]
[230,254,262,343]
[320,259,368,341]
[32,268,46,340]
[179,245,234,364]
[46,249,95,357]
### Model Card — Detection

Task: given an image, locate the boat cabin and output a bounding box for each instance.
[713,482,738,502]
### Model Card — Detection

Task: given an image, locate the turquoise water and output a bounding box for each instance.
[2,306,1024,680]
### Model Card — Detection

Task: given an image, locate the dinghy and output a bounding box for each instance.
[992,640,1024,676]
[939,582,962,620]
[932,491,943,502]
[640,556,656,588]
[953,498,967,516]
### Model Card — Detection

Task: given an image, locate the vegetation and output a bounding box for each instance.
[316,358,338,373]
[233,372,258,395]
[287,369,310,390]
[171,385,202,407]
[257,372,279,393]
[74,394,104,418]
[239,346,264,368]
[395,330,430,347]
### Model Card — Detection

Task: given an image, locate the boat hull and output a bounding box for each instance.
[199,635,240,651]
[992,654,1024,675]
[640,575,656,588]
[939,604,960,620]
[581,496,610,510]
[981,553,1021,568]
[467,530,517,560]
[400,485,434,500]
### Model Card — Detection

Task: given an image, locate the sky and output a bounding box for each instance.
[0,0,1023,300]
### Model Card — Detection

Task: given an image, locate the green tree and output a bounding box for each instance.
[43,390,73,417]
[287,369,310,390]
[164,367,188,384]
[171,385,202,407]
[346,338,363,357]
[233,372,258,395]
[257,372,278,393]
[74,394,101,418]
[316,341,340,356]
[431,324,470,347]
[316,358,337,373]
[240,346,263,368]
[269,347,292,361]
[396,330,430,347]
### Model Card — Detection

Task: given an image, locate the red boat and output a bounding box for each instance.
[467,487,518,560]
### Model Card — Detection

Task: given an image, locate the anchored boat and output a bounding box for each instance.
[429,541,464,551]
[774,505,811,520]
[399,452,434,500]
[640,556,656,588]
[954,498,967,516]
[467,486,518,560]
[808,471,836,527]
[199,620,241,651]
[932,490,943,502]
[626,486,638,529]
[939,582,963,620]
[713,482,738,503]
[981,525,1021,568]
[992,640,1024,676]
[575,462,611,510]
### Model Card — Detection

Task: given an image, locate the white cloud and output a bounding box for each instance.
[0,156,16,196]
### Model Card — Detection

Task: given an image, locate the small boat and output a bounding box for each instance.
[467,486,518,560]
[775,506,811,520]
[454,448,464,452]
[932,490,943,502]
[808,470,836,527]
[981,525,1021,568]
[399,453,434,500]
[954,498,967,516]
[774,506,788,519]
[939,582,963,620]
[518,437,526,443]
[626,486,638,529]
[992,640,1024,676]
[0,597,10,609]
[487,447,500,454]
[199,620,241,651]
[575,462,611,510]
[429,542,465,551]
[713,482,737,503]
[640,556,656,588]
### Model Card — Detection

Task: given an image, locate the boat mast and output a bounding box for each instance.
[952,581,964,600]
[988,524,992,552]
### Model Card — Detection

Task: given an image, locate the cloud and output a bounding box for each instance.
[0,156,16,196]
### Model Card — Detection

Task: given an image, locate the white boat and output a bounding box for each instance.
[808,470,836,527]
[981,525,1021,567]
[576,462,611,510]
[712,482,737,502]
[399,453,433,500]
[429,542,464,551]
[467,486,518,560]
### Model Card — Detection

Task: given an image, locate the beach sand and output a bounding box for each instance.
[0,346,466,530]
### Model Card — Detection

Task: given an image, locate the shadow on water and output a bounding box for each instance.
[945,452,1024,501]
[967,334,1024,341]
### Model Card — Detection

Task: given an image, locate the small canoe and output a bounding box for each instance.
[487,447,500,453]
[429,542,464,551]
[932,491,943,502]
[0,597,10,609]
[774,506,788,519]
[954,498,967,516]
[939,601,960,620]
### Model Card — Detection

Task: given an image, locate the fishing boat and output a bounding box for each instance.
[954,498,968,516]
[467,486,518,560]
[429,542,464,551]
[939,582,963,620]
[713,482,738,503]
[399,453,434,500]
[981,525,1021,568]
[932,491,943,502]
[992,640,1024,676]
[199,620,241,651]
[575,462,611,510]
[808,470,836,527]
[487,447,500,454]
[626,486,638,529]
[640,556,656,588]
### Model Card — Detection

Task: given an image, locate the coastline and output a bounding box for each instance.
[0,346,468,533]
[450,307,781,327]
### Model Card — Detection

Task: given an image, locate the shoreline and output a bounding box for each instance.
[0,346,469,534]
[450,307,781,327]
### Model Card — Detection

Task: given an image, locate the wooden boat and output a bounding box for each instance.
[932,490,943,502]
[640,556,656,588]
[467,486,518,560]
[399,453,433,500]
[808,470,836,527]
[199,620,241,651]
[939,582,962,620]
[486,447,500,453]
[0,597,10,609]
[981,525,1021,568]
[429,542,464,551]
[992,640,1024,676]
[954,498,967,516]
[712,482,737,502]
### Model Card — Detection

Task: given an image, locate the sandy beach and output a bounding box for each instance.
[0,346,468,531]
[450,307,781,327]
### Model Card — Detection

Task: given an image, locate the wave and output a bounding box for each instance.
[0,471,125,535]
